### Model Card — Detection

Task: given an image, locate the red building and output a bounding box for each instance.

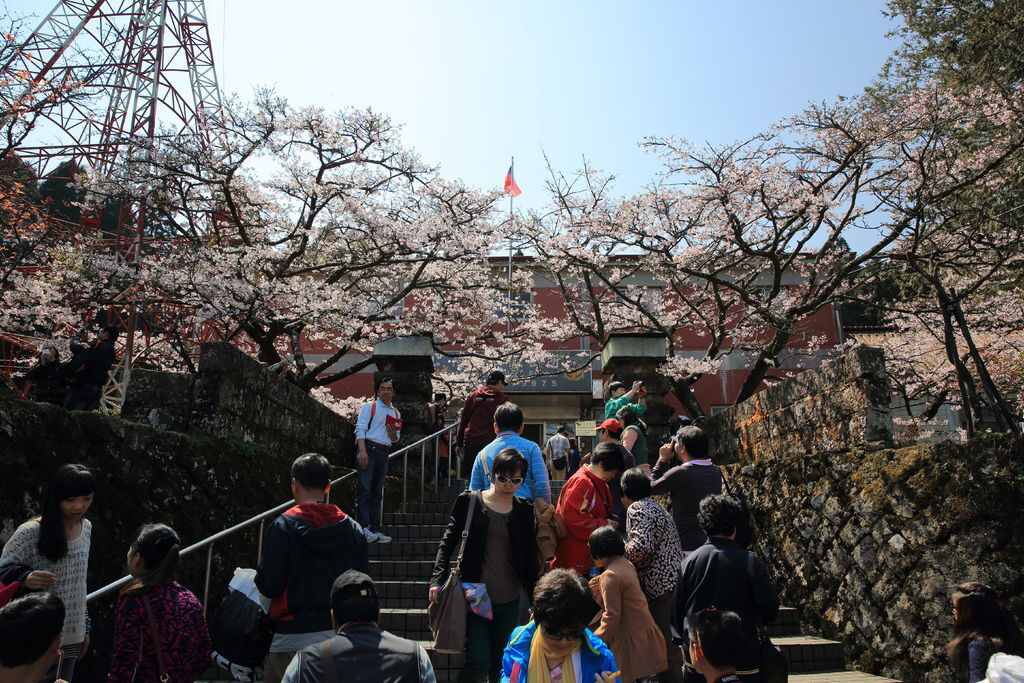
[305,256,845,447]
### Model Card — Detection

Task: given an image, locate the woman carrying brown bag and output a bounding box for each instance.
[430,448,539,682]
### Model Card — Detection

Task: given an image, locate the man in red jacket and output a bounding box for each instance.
[552,442,625,576]
[455,370,508,477]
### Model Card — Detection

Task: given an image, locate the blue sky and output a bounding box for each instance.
[8,1,901,211]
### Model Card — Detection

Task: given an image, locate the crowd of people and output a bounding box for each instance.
[2,373,1024,683]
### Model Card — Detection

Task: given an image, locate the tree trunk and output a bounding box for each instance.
[670,376,707,423]
[920,389,950,422]
[949,289,1020,434]
[938,297,982,437]
[734,330,792,404]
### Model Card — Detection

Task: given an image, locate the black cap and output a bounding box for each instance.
[331,570,377,602]
[485,370,506,385]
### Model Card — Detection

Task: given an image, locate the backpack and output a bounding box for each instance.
[209,569,272,681]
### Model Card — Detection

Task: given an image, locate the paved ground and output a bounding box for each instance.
[791,672,900,682]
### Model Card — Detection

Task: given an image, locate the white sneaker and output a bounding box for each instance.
[374,531,392,544]
[363,528,379,543]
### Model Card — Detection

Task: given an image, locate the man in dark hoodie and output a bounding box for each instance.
[455,370,509,477]
[256,453,369,683]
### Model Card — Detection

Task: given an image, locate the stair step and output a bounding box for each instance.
[385,511,451,526]
[790,673,900,682]
[369,540,439,558]
[370,559,435,579]
[402,501,456,514]
[766,606,801,637]
[376,579,431,606]
[380,607,432,640]
[377,524,447,540]
[773,635,846,673]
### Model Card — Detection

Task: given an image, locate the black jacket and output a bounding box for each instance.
[430,491,538,599]
[255,503,368,635]
[65,338,115,392]
[23,363,68,405]
[672,537,780,672]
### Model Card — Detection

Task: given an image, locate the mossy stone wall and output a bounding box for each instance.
[0,395,297,681]
[707,346,1023,682]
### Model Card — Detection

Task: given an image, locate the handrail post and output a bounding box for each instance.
[203,544,213,616]
[420,441,425,502]
[433,433,440,491]
[257,520,265,564]
[402,443,408,513]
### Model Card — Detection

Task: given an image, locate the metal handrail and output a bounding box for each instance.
[86,422,460,604]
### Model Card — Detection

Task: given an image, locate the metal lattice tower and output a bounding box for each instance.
[2,0,222,411]
[5,0,221,178]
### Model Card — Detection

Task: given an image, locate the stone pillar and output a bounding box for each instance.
[601,334,673,452]
[371,335,434,445]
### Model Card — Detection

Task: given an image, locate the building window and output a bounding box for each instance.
[498,289,534,320]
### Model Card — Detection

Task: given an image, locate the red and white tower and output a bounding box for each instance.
[5,0,221,177]
[1,0,222,409]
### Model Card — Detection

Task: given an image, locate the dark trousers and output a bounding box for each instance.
[355,446,389,532]
[650,591,685,683]
[64,388,100,411]
[459,599,521,683]
[462,441,489,478]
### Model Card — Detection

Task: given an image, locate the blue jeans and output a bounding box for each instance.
[356,445,389,532]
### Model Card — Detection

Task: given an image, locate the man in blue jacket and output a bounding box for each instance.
[469,402,551,502]
[256,453,369,683]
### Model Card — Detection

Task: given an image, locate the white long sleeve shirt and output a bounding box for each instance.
[355,398,401,445]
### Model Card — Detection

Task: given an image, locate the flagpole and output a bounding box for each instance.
[507,156,514,335]
[507,156,514,283]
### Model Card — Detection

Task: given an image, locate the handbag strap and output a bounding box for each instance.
[453,492,479,572]
[320,639,340,683]
[141,596,169,683]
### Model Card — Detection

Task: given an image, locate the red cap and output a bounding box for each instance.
[598,418,623,434]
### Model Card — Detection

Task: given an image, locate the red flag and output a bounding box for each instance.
[503,163,522,197]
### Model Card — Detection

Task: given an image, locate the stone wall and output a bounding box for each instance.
[0,395,297,681]
[122,341,354,462]
[727,435,1024,682]
[705,346,893,464]
[702,346,1023,681]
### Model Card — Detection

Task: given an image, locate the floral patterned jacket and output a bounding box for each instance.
[108,580,211,682]
[624,497,684,600]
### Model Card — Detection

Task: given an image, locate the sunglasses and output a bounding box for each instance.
[543,625,585,642]
[491,473,524,485]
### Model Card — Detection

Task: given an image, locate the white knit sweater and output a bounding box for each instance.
[1,519,91,643]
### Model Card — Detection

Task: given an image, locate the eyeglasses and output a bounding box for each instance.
[542,625,585,641]
[491,474,524,485]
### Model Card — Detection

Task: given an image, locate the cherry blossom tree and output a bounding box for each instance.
[83,91,562,391]
[524,80,1024,418]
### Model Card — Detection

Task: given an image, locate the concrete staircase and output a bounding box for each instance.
[377,479,900,682]
[201,478,899,681]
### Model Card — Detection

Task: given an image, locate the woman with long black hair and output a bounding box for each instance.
[0,463,96,681]
[108,524,211,682]
[946,582,1024,682]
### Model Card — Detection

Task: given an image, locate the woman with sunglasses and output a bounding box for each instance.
[430,448,539,682]
[501,568,619,682]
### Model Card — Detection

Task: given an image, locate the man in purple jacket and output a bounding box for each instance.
[650,425,723,554]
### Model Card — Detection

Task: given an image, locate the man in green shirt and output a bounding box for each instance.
[604,380,647,419]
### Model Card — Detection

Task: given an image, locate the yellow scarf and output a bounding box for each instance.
[528,625,578,683]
